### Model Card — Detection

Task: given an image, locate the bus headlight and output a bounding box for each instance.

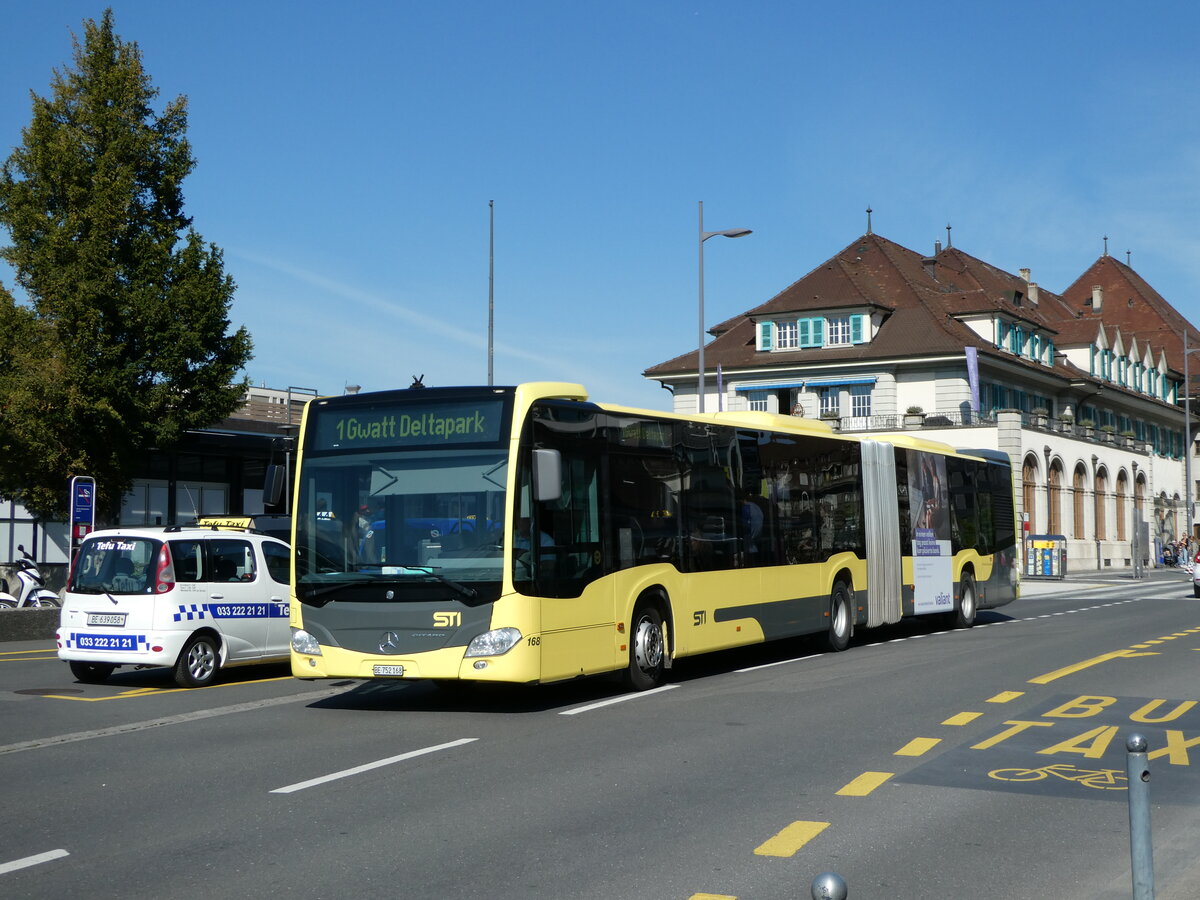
[464,627,522,657]
[291,628,323,656]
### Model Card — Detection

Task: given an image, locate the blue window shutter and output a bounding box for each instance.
[812,317,825,347]
[757,321,773,351]
[798,318,811,347]
[1046,340,1055,366]
[851,314,864,343]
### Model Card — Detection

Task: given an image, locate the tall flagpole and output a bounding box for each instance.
[488,200,494,386]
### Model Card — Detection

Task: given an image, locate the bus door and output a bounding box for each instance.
[520,414,614,681]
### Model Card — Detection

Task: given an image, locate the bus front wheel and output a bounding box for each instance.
[625,604,665,691]
[827,583,851,652]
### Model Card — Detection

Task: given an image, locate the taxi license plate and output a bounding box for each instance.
[87,613,127,627]
[373,665,405,677]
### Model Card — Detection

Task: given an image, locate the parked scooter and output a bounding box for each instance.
[0,544,60,609]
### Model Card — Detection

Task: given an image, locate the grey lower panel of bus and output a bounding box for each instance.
[862,440,902,627]
[300,602,490,655]
[712,592,839,641]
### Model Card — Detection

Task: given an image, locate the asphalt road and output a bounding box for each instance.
[2,572,1198,899]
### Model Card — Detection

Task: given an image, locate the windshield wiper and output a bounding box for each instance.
[383,566,477,600]
[300,568,477,602]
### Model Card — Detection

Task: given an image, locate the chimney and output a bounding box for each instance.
[1019,267,1031,283]
[922,247,937,279]
[1091,285,1104,311]
[934,240,942,254]
[1028,283,1039,305]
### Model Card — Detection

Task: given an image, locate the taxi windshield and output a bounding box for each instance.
[69,536,160,595]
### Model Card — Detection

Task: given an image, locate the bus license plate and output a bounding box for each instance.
[87,613,127,627]
[373,665,405,677]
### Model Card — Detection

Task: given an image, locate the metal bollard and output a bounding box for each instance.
[1125,733,1155,900]
[811,871,848,899]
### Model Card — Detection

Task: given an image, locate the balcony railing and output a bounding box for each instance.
[835,410,995,433]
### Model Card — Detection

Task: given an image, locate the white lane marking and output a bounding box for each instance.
[558,684,679,716]
[271,738,478,794]
[0,686,352,756]
[0,849,69,876]
[735,653,821,673]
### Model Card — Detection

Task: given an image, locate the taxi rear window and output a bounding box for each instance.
[70,537,160,595]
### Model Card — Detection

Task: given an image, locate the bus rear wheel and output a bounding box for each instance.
[826,583,851,652]
[625,605,665,691]
[952,574,977,628]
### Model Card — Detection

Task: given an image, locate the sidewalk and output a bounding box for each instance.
[1020,564,1191,598]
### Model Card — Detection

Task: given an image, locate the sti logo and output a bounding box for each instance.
[433,611,462,628]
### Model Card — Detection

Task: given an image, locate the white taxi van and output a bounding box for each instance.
[57,526,291,688]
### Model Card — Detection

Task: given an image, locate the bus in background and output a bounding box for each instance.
[287,382,1017,690]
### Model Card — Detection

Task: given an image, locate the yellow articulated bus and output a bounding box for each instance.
[288,382,1017,690]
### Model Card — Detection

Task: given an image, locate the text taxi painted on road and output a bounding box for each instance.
[57,526,291,688]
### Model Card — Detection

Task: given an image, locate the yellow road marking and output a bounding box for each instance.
[1131,644,1153,649]
[943,711,982,726]
[1028,649,1158,685]
[987,691,1024,703]
[0,648,57,657]
[895,737,940,756]
[689,894,737,899]
[39,675,294,701]
[836,771,893,796]
[753,821,830,857]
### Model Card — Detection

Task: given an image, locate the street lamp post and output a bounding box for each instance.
[698,201,752,414]
[1184,331,1200,537]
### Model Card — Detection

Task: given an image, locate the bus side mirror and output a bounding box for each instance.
[263,465,285,507]
[533,449,562,503]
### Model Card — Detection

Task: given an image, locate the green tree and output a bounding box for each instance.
[0,9,252,521]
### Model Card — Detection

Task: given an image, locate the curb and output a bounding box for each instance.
[0,608,59,642]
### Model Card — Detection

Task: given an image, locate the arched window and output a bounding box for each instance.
[1073,464,1087,539]
[1094,467,1108,541]
[1048,460,1063,535]
[1115,471,1129,542]
[1023,455,1039,534]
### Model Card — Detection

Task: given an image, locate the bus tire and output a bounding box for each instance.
[174,633,221,688]
[953,573,977,628]
[69,660,115,683]
[826,582,851,652]
[625,604,665,691]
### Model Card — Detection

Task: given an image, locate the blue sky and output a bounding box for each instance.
[3,1,1199,410]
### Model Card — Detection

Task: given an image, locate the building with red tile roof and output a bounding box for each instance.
[645,231,1197,571]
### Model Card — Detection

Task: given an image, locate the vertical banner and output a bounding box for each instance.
[908,450,952,614]
[965,346,980,415]
[69,475,96,557]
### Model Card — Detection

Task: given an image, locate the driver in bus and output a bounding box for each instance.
[515,517,553,550]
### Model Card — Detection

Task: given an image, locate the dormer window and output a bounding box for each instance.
[756,314,867,352]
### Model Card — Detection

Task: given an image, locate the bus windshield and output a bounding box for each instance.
[294,448,507,604]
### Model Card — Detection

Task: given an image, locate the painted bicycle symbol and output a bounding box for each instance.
[988,763,1127,790]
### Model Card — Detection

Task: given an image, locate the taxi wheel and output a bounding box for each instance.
[174,634,220,688]
[69,661,115,683]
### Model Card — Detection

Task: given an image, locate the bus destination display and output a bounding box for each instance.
[312,400,506,450]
